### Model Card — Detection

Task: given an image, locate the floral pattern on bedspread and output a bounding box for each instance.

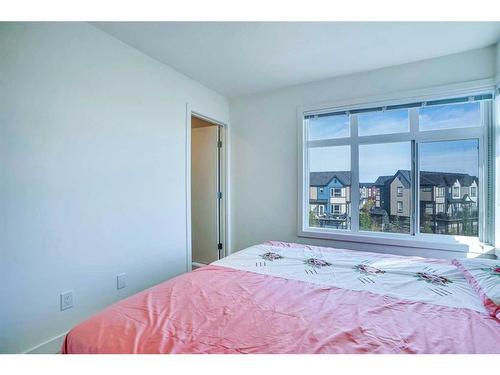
[260,252,283,261]
[415,272,453,287]
[482,265,500,277]
[304,258,332,268]
[354,264,385,275]
[212,242,487,313]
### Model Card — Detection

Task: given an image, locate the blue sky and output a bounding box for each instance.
[419,102,480,130]
[309,145,350,173]
[308,114,349,140]
[310,139,478,183]
[358,109,408,136]
[308,102,480,140]
[308,103,480,183]
[420,139,478,177]
[359,142,410,182]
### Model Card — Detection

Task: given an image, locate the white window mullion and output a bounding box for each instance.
[479,100,492,244]
[350,115,360,233]
[478,132,485,243]
[409,108,419,236]
[301,117,310,233]
[494,96,500,249]
[411,141,419,236]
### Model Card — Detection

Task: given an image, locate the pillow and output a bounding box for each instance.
[453,257,500,319]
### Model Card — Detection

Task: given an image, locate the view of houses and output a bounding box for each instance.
[309,170,479,236]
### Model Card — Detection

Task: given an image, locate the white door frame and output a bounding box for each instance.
[185,104,230,271]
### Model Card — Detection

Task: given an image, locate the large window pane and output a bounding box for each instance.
[357,109,408,136]
[419,139,479,237]
[419,102,480,131]
[308,146,351,230]
[359,142,411,234]
[307,113,349,140]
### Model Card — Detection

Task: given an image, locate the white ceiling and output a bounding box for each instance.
[92,22,500,98]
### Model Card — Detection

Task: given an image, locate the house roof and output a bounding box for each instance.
[309,171,351,187]
[311,170,478,188]
[392,169,411,188]
[373,175,393,186]
[419,171,478,187]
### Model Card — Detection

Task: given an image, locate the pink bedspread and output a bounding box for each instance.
[62,243,500,354]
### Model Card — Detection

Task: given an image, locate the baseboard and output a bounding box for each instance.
[24,331,68,354]
[192,261,207,269]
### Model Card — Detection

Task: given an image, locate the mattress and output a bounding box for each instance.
[62,241,500,353]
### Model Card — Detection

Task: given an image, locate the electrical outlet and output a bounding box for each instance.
[60,290,73,311]
[117,273,126,290]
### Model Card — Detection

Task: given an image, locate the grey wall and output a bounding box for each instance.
[0,22,229,353]
[229,46,497,259]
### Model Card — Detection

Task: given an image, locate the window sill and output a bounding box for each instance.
[298,227,492,255]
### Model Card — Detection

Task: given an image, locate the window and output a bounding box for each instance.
[359,142,411,234]
[331,188,342,197]
[331,204,341,214]
[307,144,351,230]
[420,139,479,236]
[302,92,492,246]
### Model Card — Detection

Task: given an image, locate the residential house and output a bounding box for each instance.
[419,171,479,235]
[310,169,479,235]
[309,171,351,229]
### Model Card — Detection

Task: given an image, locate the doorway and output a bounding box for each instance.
[189,114,225,269]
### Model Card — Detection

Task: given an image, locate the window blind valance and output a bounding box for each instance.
[304,93,493,119]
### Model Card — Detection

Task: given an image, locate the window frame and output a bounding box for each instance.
[298,82,495,254]
[331,188,342,198]
[331,204,341,215]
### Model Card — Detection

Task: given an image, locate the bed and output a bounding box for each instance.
[62,241,500,354]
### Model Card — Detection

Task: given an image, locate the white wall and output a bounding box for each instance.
[229,46,497,259]
[0,22,229,353]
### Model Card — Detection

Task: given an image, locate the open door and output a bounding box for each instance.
[190,115,224,267]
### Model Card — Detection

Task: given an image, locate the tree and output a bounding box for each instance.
[359,211,373,231]
[309,209,319,227]
[421,214,433,234]
[460,204,474,236]
[359,199,374,231]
